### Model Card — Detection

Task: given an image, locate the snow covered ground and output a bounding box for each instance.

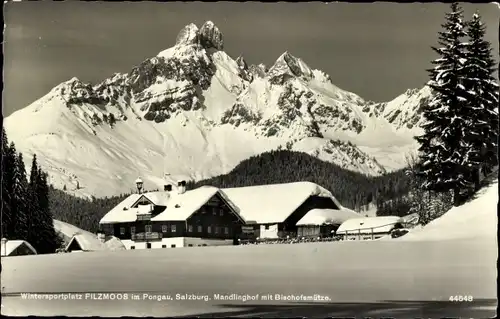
[2,179,497,317]
[1,236,496,317]
[399,178,498,242]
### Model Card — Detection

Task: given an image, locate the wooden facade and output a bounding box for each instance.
[99,192,244,244]
[297,224,338,238]
[282,195,340,232]
[237,195,341,241]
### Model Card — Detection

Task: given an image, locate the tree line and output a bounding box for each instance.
[188,149,413,214]
[48,187,129,234]
[1,127,61,254]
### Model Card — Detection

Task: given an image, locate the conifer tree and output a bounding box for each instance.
[1,127,13,239]
[4,142,20,238]
[36,169,60,253]
[12,153,29,240]
[415,2,471,205]
[27,155,42,249]
[462,12,499,184]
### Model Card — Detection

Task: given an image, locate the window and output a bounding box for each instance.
[214,226,219,234]
[224,227,229,235]
[171,244,176,248]
[265,225,270,230]
[162,225,168,233]
[130,226,136,234]
[213,207,217,215]
[145,225,152,233]
[207,226,212,234]
[220,209,224,216]
[130,246,135,249]
[171,225,176,233]
[197,225,202,232]
[162,245,167,248]
[120,227,125,235]
[188,244,193,247]
[188,225,193,233]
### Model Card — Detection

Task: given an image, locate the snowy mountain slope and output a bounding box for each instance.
[4,21,431,198]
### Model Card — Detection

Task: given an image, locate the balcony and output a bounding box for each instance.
[132,232,163,242]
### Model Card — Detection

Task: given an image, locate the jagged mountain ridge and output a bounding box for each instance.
[4,21,431,198]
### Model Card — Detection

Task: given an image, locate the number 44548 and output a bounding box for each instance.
[449,295,473,302]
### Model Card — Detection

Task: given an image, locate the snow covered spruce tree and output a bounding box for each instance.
[36,169,61,253]
[416,2,472,206]
[1,127,15,239]
[462,11,499,186]
[27,155,60,253]
[12,153,30,240]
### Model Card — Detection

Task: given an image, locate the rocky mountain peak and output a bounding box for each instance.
[236,55,248,70]
[267,51,313,85]
[175,23,200,46]
[199,21,224,50]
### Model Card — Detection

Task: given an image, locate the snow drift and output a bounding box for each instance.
[399,179,498,241]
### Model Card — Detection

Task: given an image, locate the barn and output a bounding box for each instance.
[336,216,404,240]
[220,182,345,240]
[295,207,362,238]
[1,238,37,257]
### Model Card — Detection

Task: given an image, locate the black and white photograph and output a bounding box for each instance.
[1,1,498,317]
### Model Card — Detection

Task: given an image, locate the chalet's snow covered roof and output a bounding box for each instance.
[221,182,340,224]
[337,216,403,234]
[296,208,362,226]
[100,182,343,225]
[99,193,142,224]
[54,219,99,244]
[1,240,37,256]
[66,233,106,251]
[65,233,126,251]
[151,187,226,221]
[139,191,171,206]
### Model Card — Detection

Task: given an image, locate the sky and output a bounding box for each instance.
[3,2,499,117]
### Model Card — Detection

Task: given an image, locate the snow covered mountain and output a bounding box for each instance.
[4,21,432,198]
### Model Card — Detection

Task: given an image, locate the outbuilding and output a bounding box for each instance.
[1,238,37,257]
[336,216,404,240]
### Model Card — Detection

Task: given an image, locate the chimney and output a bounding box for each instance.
[177,180,186,194]
[1,238,7,256]
[164,184,173,192]
[135,177,144,194]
